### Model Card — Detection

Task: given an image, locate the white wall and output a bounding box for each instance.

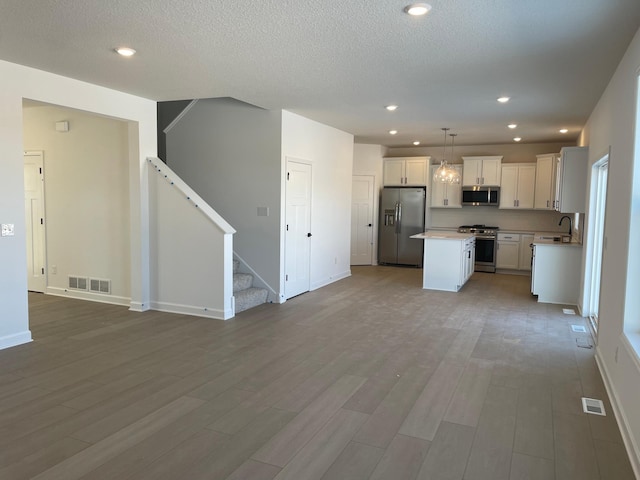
[165,98,282,298]
[148,160,234,319]
[282,111,354,293]
[0,59,156,350]
[578,27,640,475]
[353,144,385,264]
[23,104,131,304]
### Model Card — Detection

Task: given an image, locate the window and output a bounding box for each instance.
[623,73,640,354]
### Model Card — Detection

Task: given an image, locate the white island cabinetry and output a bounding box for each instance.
[411,232,475,292]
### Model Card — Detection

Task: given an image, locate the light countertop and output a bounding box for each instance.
[411,231,474,240]
[533,231,582,247]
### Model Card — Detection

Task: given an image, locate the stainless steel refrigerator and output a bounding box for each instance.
[378,187,426,266]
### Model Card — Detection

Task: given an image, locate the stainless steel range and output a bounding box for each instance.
[457,224,499,273]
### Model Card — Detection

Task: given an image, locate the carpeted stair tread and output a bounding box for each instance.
[233,273,253,292]
[235,287,269,313]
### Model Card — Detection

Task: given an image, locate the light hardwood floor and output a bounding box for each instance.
[1,267,635,479]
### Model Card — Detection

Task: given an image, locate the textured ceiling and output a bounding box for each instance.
[2,0,639,146]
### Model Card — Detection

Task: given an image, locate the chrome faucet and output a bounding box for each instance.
[559,215,572,236]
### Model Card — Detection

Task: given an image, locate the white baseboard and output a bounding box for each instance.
[46,287,130,307]
[129,301,151,312]
[311,270,351,291]
[149,301,232,320]
[0,331,33,351]
[595,347,640,479]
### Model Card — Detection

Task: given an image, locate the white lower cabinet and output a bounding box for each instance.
[531,243,582,304]
[519,234,534,271]
[496,233,535,271]
[496,233,520,269]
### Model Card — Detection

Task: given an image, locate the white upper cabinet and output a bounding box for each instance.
[462,156,502,186]
[430,165,462,208]
[383,157,429,186]
[534,153,559,210]
[555,146,588,213]
[499,164,536,209]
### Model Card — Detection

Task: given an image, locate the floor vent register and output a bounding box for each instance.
[582,397,606,416]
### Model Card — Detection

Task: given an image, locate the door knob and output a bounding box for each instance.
[368,224,372,227]
[307,233,312,237]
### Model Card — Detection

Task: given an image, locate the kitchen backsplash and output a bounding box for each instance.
[429,207,573,233]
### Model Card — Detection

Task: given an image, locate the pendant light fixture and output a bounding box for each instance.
[433,128,461,184]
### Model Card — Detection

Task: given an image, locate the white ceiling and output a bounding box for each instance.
[2,0,639,147]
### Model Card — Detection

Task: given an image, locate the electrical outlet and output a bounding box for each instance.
[334,257,338,264]
[51,265,57,275]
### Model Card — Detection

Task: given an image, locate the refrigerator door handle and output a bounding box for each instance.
[396,202,402,234]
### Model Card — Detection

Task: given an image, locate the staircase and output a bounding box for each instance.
[233,260,268,313]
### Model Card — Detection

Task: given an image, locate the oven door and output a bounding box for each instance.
[474,235,496,272]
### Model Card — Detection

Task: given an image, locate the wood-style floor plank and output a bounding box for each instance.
[272,408,368,480]
[398,360,464,441]
[252,374,366,467]
[0,268,630,480]
[32,395,205,480]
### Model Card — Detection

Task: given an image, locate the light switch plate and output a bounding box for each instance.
[1,224,15,237]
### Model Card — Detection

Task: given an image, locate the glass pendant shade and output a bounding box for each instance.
[432,128,461,184]
[433,162,461,184]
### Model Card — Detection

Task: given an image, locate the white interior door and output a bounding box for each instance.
[24,151,46,293]
[285,160,312,299]
[351,175,374,265]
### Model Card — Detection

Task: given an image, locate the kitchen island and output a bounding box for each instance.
[411,232,475,292]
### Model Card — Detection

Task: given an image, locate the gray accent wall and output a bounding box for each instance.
[165,98,282,294]
[157,100,192,161]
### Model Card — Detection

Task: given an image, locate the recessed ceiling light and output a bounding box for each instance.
[386,105,398,111]
[497,96,510,103]
[115,47,136,57]
[413,141,420,145]
[559,128,569,134]
[389,130,398,135]
[508,124,517,129]
[404,3,432,16]
[513,137,522,142]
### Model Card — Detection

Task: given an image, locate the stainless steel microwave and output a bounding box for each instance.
[462,186,499,206]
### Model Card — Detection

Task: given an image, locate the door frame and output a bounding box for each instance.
[584,152,609,339]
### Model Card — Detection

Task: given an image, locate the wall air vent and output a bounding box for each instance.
[68,276,88,290]
[89,278,111,294]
